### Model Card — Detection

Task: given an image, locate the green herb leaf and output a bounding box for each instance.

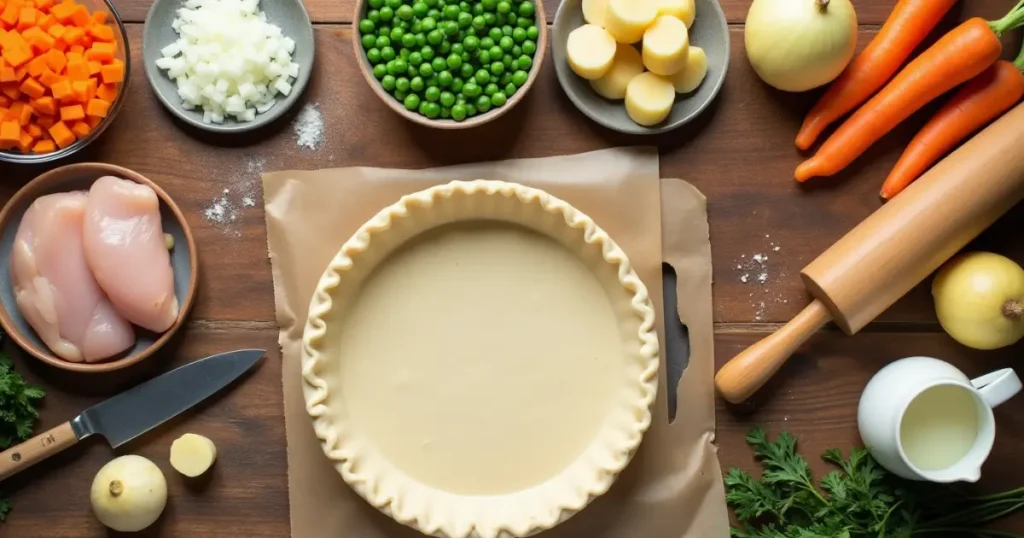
[0,341,45,523]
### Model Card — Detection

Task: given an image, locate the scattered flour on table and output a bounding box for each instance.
[294,103,325,150]
[202,155,266,235]
[735,234,788,321]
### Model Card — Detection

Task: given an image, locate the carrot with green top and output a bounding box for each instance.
[796,0,958,150]
[794,10,1024,182]
[881,54,1024,199]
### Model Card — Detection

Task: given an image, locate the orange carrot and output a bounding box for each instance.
[880,58,1024,199]
[795,17,1005,182]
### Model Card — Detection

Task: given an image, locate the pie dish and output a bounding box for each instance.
[301,180,660,537]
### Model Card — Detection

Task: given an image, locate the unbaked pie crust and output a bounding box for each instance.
[302,180,659,538]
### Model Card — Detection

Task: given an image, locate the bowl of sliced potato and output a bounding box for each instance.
[552,0,728,134]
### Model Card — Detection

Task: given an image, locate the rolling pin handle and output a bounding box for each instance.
[715,300,832,403]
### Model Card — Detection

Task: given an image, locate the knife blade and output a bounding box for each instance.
[0,349,264,481]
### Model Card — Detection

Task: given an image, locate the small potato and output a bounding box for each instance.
[170,433,218,478]
[604,0,658,44]
[642,15,689,76]
[625,72,676,126]
[669,46,708,93]
[582,0,610,27]
[590,44,645,99]
[567,24,618,80]
[654,0,695,27]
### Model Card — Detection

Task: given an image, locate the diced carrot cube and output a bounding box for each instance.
[0,120,19,142]
[25,54,46,77]
[50,1,74,23]
[60,25,81,44]
[90,10,105,24]
[30,95,53,114]
[38,67,59,87]
[16,130,34,151]
[86,59,98,75]
[85,96,106,117]
[83,74,94,98]
[2,44,31,67]
[99,59,121,83]
[64,58,85,79]
[0,3,19,26]
[37,14,55,30]
[49,76,69,98]
[45,48,63,72]
[69,119,87,137]
[31,138,54,153]
[16,7,35,30]
[87,23,111,42]
[0,62,15,82]
[47,119,72,147]
[68,43,81,55]
[18,76,42,98]
[4,101,20,120]
[94,81,114,101]
[86,40,113,62]
[35,113,52,128]
[64,49,80,63]
[12,63,26,81]
[1,82,20,99]
[35,0,54,14]
[59,103,81,121]
[23,26,53,52]
[24,122,40,137]
[85,113,99,128]
[68,4,87,26]
[51,36,65,51]
[46,21,63,38]
[16,101,30,124]
[0,94,9,107]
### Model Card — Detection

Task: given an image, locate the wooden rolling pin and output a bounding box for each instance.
[715,102,1024,404]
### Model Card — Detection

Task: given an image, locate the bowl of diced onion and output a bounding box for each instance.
[0,0,130,164]
[142,0,314,133]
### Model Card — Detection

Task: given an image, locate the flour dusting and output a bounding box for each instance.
[735,234,787,320]
[294,102,325,150]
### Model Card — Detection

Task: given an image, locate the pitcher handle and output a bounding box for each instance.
[971,369,1022,408]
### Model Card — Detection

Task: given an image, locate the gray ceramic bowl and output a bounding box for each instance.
[0,163,199,373]
[552,0,728,135]
[142,0,315,133]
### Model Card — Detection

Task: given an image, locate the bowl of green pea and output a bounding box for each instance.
[354,0,546,128]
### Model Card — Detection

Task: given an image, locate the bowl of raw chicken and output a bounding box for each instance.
[0,163,198,373]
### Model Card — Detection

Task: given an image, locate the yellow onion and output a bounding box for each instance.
[932,252,1024,350]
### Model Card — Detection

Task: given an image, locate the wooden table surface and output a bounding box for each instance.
[2,0,1024,536]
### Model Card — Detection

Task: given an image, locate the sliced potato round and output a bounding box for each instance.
[590,43,645,100]
[642,15,689,76]
[625,72,675,126]
[169,433,218,478]
[567,24,618,80]
[604,0,658,44]
[669,45,708,93]
[582,0,610,27]
[654,0,695,27]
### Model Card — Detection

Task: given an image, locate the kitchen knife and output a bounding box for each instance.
[0,349,264,481]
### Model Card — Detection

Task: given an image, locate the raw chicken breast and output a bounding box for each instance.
[11,192,136,362]
[84,176,179,333]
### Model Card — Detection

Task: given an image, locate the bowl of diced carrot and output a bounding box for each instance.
[0,0,128,163]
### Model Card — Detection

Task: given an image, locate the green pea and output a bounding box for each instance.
[460,63,475,78]
[452,104,468,121]
[512,27,527,43]
[502,25,513,37]
[444,4,460,19]
[451,78,464,93]
[427,29,444,45]
[478,50,491,64]
[491,91,507,107]
[394,89,407,101]
[456,94,467,104]
[362,34,377,48]
[472,3,485,15]
[489,45,503,58]
[375,35,390,48]
[380,46,396,61]
[457,11,473,28]
[425,102,441,118]
[443,53,460,70]
[463,81,482,97]
[377,26,389,37]
[400,48,411,58]
[451,43,464,55]
[368,9,380,22]
[499,36,513,50]
[517,16,531,28]
[413,1,428,16]
[511,44,522,57]
[522,39,536,55]
[500,72,513,86]
[386,0,402,9]
[396,76,411,91]
[480,36,495,49]
[440,91,456,107]
[416,33,427,46]
[397,4,414,19]
[381,74,397,91]
[425,86,441,102]
[411,21,423,33]
[526,25,539,40]
[397,20,410,30]
[373,64,388,79]
[408,65,418,76]
[497,1,511,13]
[418,100,429,115]
[431,57,447,72]
[484,82,498,96]
[490,61,504,75]
[438,70,454,86]
[518,55,532,70]
[421,17,437,31]
[439,41,452,54]
[484,12,497,25]
[367,47,382,63]
[402,33,417,48]
[442,20,458,36]
[425,0,438,7]
[475,94,492,112]
[465,103,477,116]
[421,46,435,60]
[461,51,472,62]
[460,1,471,11]
[487,27,502,42]
[506,13,517,26]
[411,76,425,91]
[504,82,517,95]
[359,19,375,34]
[426,74,439,87]
[512,69,528,86]
[482,0,497,10]
[465,26,478,37]
[474,69,491,84]
[409,51,423,66]
[502,54,513,68]
[379,6,394,21]
[519,1,534,17]
[441,106,451,118]
[419,63,434,77]
[464,35,480,51]
[369,0,384,7]
[427,8,442,19]
[471,15,486,29]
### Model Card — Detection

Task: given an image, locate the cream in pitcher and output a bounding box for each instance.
[858,357,1021,483]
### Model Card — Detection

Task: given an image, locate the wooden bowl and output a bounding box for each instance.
[0,163,199,373]
[352,0,547,129]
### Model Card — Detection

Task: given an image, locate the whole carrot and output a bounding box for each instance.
[796,0,958,151]
[881,58,1024,199]
[795,16,1010,182]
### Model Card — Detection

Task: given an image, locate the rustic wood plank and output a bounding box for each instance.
[14,25,1015,325]
[109,0,1019,26]
[0,328,287,538]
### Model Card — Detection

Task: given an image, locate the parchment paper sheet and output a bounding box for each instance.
[262,147,728,538]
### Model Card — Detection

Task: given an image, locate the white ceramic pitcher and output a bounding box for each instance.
[858,356,1021,483]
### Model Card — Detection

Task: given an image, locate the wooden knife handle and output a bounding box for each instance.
[0,422,78,481]
[715,300,832,403]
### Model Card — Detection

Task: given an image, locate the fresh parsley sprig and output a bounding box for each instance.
[727,428,1024,538]
[0,346,45,522]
